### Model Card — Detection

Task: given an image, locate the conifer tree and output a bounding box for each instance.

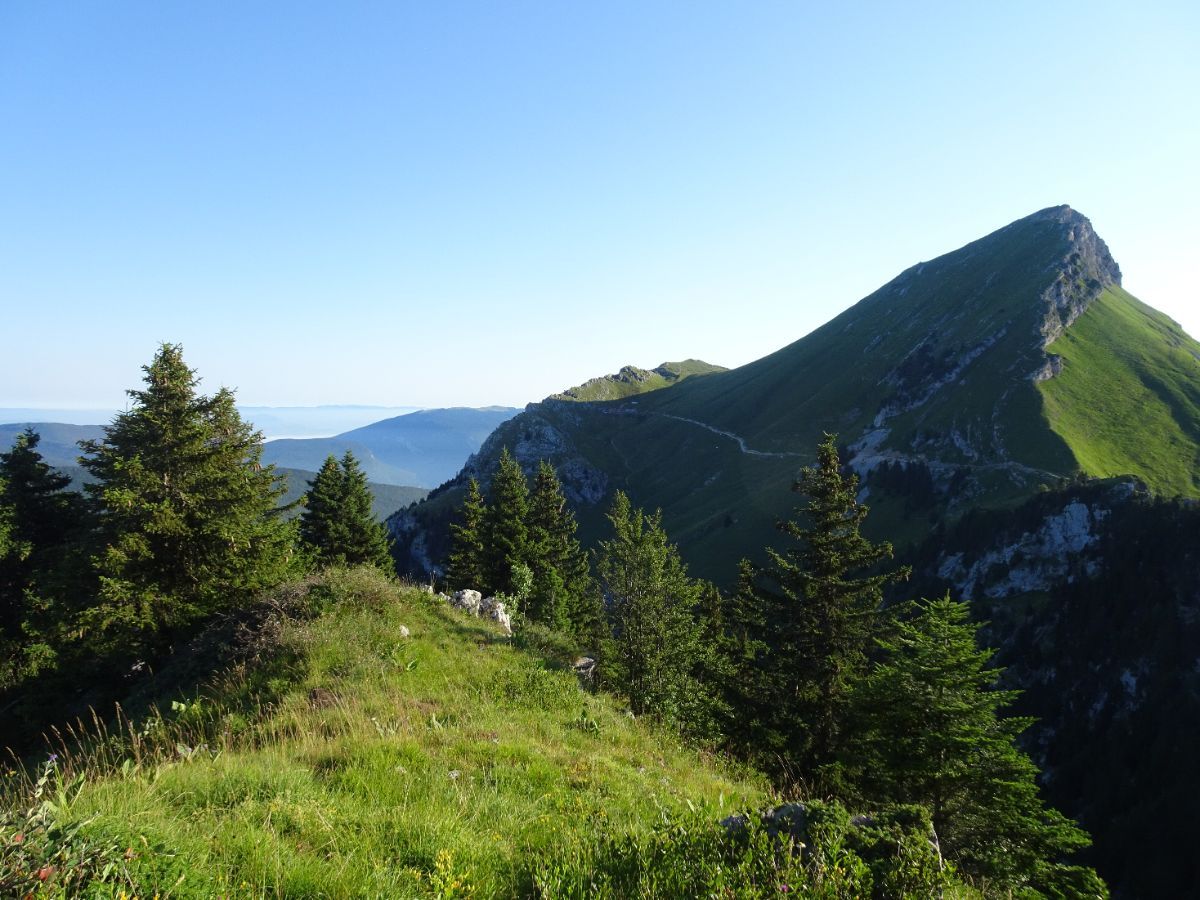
[80,344,296,653]
[481,448,529,596]
[299,456,347,562]
[854,595,1105,896]
[526,461,591,632]
[299,452,392,569]
[0,434,87,681]
[740,433,908,780]
[337,451,393,570]
[596,491,703,724]
[445,477,486,591]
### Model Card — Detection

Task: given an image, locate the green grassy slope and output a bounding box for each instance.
[549,359,727,402]
[4,569,769,897]
[1039,286,1200,497]
[401,207,1200,586]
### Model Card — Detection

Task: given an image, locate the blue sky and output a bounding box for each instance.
[1,1,1196,408]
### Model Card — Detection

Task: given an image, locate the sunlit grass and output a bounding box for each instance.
[3,567,768,897]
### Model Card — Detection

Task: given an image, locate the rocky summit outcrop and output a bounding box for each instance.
[443,588,513,635]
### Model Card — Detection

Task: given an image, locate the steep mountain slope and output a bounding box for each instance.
[261,406,519,488]
[399,206,1200,584]
[902,482,1200,898]
[549,359,727,402]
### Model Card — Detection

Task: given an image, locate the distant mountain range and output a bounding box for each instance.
[259,406,520,488]
[0,422,430,522]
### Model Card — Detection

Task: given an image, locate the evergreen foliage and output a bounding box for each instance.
[0,430,88,685]
[445,477,486,591]
[298,452,393,569]
[734,434,909,780]
[854,595,1104,896]
[596,491,705,725]
[527,461,592,633]
[481,448,529,596]
[79,344,296,653]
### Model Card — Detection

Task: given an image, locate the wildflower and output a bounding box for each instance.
[37,865,55,881]
[12,832,23,844]
[47,753,58,763]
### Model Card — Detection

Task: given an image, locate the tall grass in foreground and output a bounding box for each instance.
[1,568,969,897]
[0,568,770,896]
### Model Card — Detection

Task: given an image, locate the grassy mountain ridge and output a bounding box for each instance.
[396,206,1199,584]
[0,568,774,895]
[548,359,727,402]
[1038,285,1200,496]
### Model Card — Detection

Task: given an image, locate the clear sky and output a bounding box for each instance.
[2,1,1196,409]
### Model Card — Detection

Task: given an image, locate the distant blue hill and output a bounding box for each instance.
[259,406,520,487]
[0,423,427,523]
[0,422,105,468]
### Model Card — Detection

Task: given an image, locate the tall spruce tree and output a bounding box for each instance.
[297,451,391,571]
[299,452,392,569]
[854,595,1105,897]
[481,448,529,596]
[299,456,347,561]
[445,477,486,591]
[80,344,295,653]
[738,433,908,781]
[526,461,592,632]
[0,430,88,682]
[596,491,704,724]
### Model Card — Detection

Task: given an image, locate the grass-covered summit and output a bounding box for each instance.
[402,206,1200,583]
[3,568,979,897]
[548,359,727,403]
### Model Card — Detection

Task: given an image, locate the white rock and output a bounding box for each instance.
[451,589,482,616]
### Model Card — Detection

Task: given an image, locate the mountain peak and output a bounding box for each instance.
[1016,206,1122,346]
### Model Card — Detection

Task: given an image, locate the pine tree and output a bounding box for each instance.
[741,433,909,780]
[299,456,347,562]
[596,491,703,724]
[0,430,86,640]
[526,461,591,632]
[336,451,393,569]
[0,434,87,681]
[445,477,486,591]
[79,344,296,653]
[299,452,392,569]
[481,448,529,596]
[854,595,1105,896]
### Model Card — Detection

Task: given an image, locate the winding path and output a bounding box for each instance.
[648,412,804,459]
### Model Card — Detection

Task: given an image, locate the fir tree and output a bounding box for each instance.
[0,431,84,632]
[299,456,347,562]
[526,461,591,632]
[299,452,392,569]
[596,491,703,724]
[740,433,909,780]
[445,477,486,591]
[0,430,89,682]
[336,451,393,569]
[854,595,1105,896]
[481,448,529,596]
[79,344,296,653]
